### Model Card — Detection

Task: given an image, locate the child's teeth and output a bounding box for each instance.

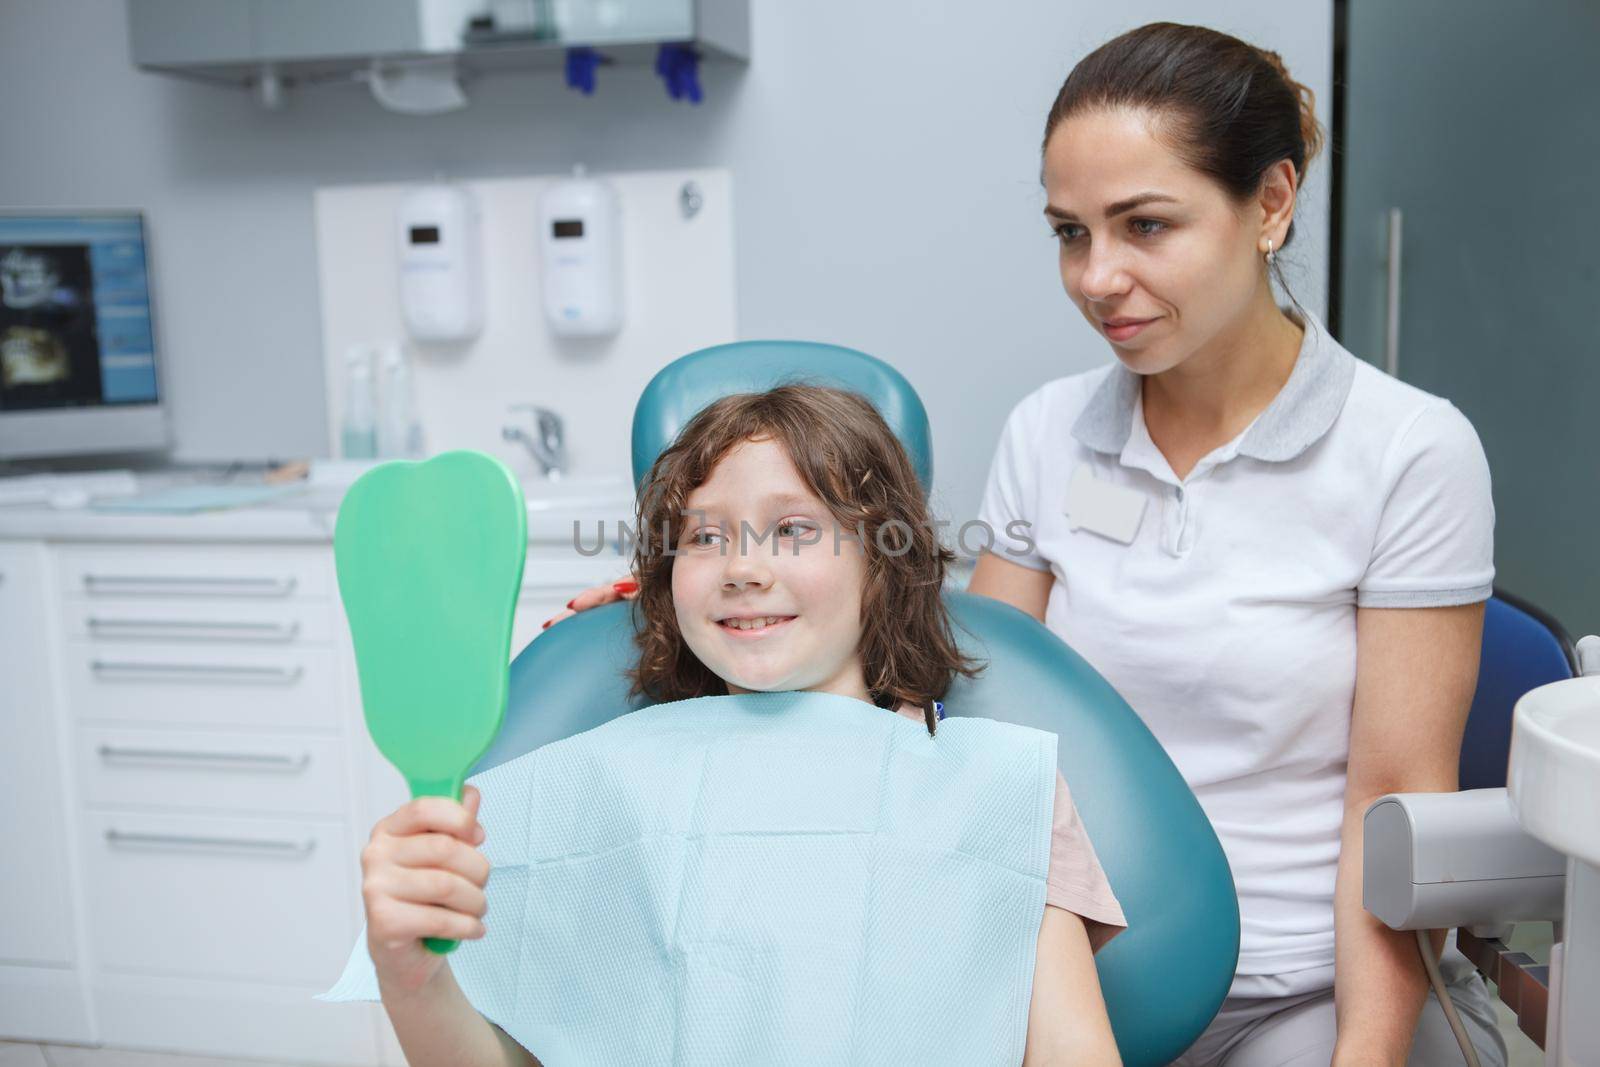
[725,616,789,630]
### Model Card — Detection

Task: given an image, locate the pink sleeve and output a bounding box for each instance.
[1044,770,1127,954]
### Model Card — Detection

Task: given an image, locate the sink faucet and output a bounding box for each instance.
[502,404,567,481]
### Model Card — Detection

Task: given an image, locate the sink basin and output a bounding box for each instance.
[302,461,634,514]
[1508,674,1600,1067]
[1508,675,1600,866]
[520,475,634,512]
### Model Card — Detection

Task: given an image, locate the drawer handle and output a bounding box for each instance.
[105,828,316,856]
[87,617,302,642]
[90,660,306,685]
[98,744,312,771]
[82,574,299,597]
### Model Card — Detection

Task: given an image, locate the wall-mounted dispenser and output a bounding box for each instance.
[537,168,623,338]
[396,183,484,343]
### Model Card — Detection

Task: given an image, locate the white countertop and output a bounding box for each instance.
[0,468,637,546]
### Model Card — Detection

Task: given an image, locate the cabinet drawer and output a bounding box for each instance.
[64,641,340,730]
[62,597,338,645]
[82,809,357,987]
[58,544,331,600]
[78,725,347,817]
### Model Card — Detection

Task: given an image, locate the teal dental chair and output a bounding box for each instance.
[471,341,1240,1067]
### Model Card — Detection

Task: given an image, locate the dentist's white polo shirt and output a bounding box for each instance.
[977,307,1495,997]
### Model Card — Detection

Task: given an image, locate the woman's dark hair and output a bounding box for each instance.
[625,383,983,735]
[1043,22,1324,254]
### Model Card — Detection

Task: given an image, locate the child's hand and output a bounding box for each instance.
[360,783,489,996]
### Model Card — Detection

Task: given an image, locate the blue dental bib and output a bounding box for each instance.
[319,689,1058,1065]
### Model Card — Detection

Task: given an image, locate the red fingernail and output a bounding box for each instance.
[566,599,576,610]
[613,580,638,594]
[541,619,552,629]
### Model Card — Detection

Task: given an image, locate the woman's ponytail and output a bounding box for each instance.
[1253,46,1324,179]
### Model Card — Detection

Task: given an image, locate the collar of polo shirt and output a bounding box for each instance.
[1070,307,1358,465]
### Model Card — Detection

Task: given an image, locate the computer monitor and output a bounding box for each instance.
[0,210,169,459]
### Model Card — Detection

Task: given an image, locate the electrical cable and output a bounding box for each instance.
[1416,928,1482,1067]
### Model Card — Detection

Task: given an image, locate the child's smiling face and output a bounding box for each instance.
[671,436,873,703]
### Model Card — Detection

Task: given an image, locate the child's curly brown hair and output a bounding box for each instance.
[624,383,984,735]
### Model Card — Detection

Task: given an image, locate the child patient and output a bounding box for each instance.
[347,384,1127,1066]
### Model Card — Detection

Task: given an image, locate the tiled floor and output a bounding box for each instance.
[1,1006,1546,1067]
[0,1047,309,1067]
[1491,998,1548,1067]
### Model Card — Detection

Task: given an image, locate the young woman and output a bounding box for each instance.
[355,385,1127,1066]
[973,23,1504,1066]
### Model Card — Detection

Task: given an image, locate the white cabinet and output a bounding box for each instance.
[0,542,93,1042]
[0,528,628,1064]
[53,541,381,1063]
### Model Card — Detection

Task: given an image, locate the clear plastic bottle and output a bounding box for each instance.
[379,342,425,459]
[341,345,378,459]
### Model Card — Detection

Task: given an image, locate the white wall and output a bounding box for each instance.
[0,0,1331,524]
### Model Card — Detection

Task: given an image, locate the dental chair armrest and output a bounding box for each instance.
[1362,788,1566,930]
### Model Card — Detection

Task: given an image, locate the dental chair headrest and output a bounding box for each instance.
[630,340,935,500]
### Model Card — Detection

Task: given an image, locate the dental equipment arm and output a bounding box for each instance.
[1363,789,1566,932]
[1362,788,1566,1066]
[1361,632,1600,1063]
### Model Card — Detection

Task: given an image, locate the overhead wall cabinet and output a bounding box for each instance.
[125,0,749,110]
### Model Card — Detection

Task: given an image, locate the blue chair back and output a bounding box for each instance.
[476,340,1239,1066]
[1461,591,1576,789]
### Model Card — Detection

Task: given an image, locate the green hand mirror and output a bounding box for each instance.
[334,450,527,954]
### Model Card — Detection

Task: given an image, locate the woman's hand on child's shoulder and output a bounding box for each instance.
[540,575,639,631]
[360,783,490,996]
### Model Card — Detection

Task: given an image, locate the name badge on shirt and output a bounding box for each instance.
[1063,464,1146,545]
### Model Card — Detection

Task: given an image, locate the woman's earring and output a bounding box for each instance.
[1265,239,1276,265]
